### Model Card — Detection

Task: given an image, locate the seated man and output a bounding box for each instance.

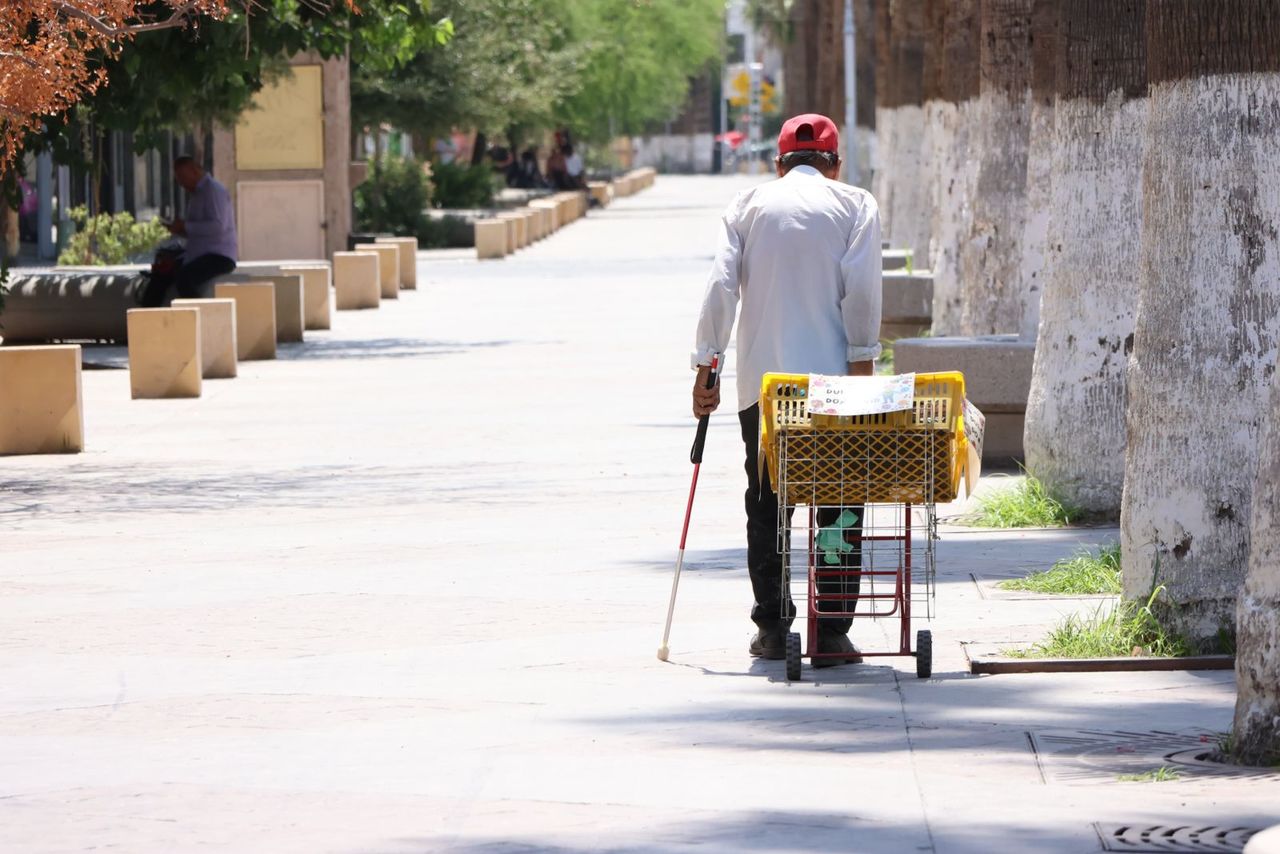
[141,156,237,306]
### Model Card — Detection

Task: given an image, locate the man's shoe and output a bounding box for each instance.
[749,630,787,660]
[812,633,863,668]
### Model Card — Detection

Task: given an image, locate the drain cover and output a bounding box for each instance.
[1095,823,1259,852]
[1030,729,1280,784]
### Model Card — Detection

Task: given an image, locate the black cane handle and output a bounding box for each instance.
[690,360,720,465]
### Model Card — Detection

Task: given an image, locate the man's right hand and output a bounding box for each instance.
[692,365,720,417]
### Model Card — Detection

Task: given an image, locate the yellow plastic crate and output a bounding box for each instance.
[761,371,967,505]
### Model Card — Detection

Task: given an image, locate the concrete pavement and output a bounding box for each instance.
[2,175,1277,853]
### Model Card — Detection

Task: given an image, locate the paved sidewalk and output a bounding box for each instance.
[1,176,1276,853]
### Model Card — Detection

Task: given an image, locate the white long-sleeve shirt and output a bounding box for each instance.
[692,165,883,411]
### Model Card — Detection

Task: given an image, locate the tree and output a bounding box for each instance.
[0,0,232,169]
[1234,368,1280,766]
[558,0,724,143]
[1015,0,1059,342]
[923,0,980,335]
[351,0,574,146]
[957,0,1033,336]
[33,0,448,166]
[352,0,723,150]
[873,0,928,259]
[1121,0,1280,648]
[1023,0,1146,516]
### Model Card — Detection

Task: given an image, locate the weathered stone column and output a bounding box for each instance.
[1121,0,1280,646]
[957,0,1033,336]
[924,0,980,335]
[1234,368,1280,766]
[1024,0,1147,515]
[1016,0,1060,342]
[872,0,929,261]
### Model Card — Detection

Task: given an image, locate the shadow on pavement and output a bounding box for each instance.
[374,809,934,853]
[277,337,518,361]
[0,461,520,516]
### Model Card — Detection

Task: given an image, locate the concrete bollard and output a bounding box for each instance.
[0,345,84,455]
[588,181,612,207]
[269,274,305,342]
[475,220,508,260]
[354,243,399,298]
[172,298,238,379]
[529,201,558,234]
[213,282,277,360]
[280,265,332,330]
[126,307,203,399]
[497,212,528,249]
[550,194,568,223]
[517,208,541,241]
[333,251,381,309]
[375,236,418,290]
[210,273,303,343]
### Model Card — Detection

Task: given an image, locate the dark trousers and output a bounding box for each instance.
[739,404,862,636]
[141,253,236,307]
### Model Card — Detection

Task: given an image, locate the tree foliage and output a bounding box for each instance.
[352,0,577,144]
[353,0,724,145]
[557,0,723,142]
[8,0,451,169]
[0,0,231,167]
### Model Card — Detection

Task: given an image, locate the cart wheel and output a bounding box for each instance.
[785,632,802,681]
[916,629,933,679]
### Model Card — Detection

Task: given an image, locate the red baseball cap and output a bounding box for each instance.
[777,113,840,155]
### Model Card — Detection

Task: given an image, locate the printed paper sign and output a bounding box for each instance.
[806,373,916,417]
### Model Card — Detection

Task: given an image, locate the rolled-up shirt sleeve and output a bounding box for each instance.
[691,205,743,368]
[840,196,883,363]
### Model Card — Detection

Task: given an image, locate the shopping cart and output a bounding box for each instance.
[760,372,967,680]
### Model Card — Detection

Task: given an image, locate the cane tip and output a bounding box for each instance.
[656,646,669,662]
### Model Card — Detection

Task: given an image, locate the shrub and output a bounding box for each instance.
[57,207,170,266]
[354,157,433,239]
[419,214,474,248]
[430,161,497,209]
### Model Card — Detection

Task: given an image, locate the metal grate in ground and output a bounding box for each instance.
[1095,822,1260,852]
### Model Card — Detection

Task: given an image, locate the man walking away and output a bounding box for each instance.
[690,113,882,667]
[141,156,237,306]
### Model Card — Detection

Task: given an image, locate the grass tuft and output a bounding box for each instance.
[1007,586,1193,659]
[968,473,1082,528]
[999,544,1122,595]
[1116,766,1181,783]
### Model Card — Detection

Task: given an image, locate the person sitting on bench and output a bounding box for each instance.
[141,156,237,306]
